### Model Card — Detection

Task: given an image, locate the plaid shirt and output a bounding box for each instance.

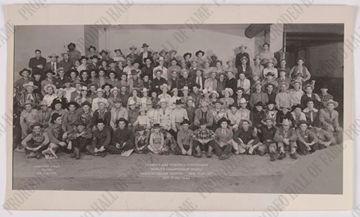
[193,128,215,141]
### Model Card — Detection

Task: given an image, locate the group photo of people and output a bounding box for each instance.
[13,40,343,162]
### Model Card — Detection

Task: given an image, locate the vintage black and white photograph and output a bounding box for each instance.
[11,23,344,194]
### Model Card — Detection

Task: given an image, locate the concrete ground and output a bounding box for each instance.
[12,145,343,194]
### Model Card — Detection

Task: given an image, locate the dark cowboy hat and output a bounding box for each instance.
[217,117,231,126]
[130,69,139,75]
[68,69,79,76]
[67,42,76,48]
[114,48,122,53]
[31,69,42,77]
[144,57,152,62]
[142,43,149,48]
[267,100,276,106]
[153,123,161,128]
[67,101,80,109]
[101,83,113,89]
[30,122,43,130]
[81,101,92,108]
[175,99,183,105]
[87,83,98,89]
[96,119,106,125]
[50,113,62,124]
[183,52,192,59]
[50,99,65,110]
[45,70,56,76]
[74,120,86,126]
[214,99,223,105]
[88,45,96,51]
[79,56,88,61]
[116,117,129,126]
[254,101,263,107]
[195,50,205,56]
[90,55,99,60]
[263,82,276,90]
[19,68,31,76]
[291,104,302,112]
[181,119,191,125]
[99,50,108,55]
[80,69,89,75]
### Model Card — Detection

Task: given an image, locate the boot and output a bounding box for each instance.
[206,151,212,158]
[270,153,276,161]
[74,148,80,160]
[278,152,286,160]
[290,153,298,159]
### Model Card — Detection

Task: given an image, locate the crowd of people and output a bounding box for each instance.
[13,41,342,161]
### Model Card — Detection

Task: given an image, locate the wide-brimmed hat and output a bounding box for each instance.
[50,99,64,110]
[264,82,276,90]
[214,99,223,105]
[23,100,34,107]
[254,101,263,107]
[240,55,249,61]
[23,81,38,89]
[90,55,99,60]
[116,117,129,126]
[99,50,108,55]
[67,101,80,109]
[291,104,302,112]
[110,87,120,94]
[19,68,31,77]
[175,99,183,105]
[183,52,192,59]
[79,56,88,62]
[50,113,62,124]
[297,120,309,127]
[282,119,291,126]
[81,101,92,108]
[195,50,205,56]
[67,42,76,48]
[160,83,169,91]
[182,86,189,92]
[181,119,191,125]
[291,80,301,87]
[303,83,314,90]
[96,88,105,93]
[114,48,122,53]
[239,98,247,104]
[210,90,220,98]
[141,43,149,48]
[325,99,339,108]
[217,117,231,126]
[129,45,137,50]
[44,83,56,92]
[222,88,234,96]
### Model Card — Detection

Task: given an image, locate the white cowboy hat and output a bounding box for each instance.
[222,88,234,96]
[23,81,38,89]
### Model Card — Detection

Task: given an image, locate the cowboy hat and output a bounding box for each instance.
[114,48,122,53]
[79,56,88,61]
[99,50,108,55]
[88,45,96,51]
[44,83,56,92]
[175,99,183,105]
[325,99,339,108]
[50,113,62,124]
[217,117,231,126]
[110,87,120,94]
[67,101,80,109]
[23,81,38,89]
[30,122,43,130]
[19,68,31,77]
[222,88,234,96]
[141,43,149,48]
[181,119,191,125]
[96,88,105,93]
[195,50,205,56]
[210,90,220,98]
[183,52,192,59]
[48,53,59,58]
[182,86,189,92]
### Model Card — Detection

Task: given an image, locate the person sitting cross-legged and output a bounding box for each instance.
[213,118,237,160]
[192,119,216,158]
[259,117,278,161]
[21,122,49,159]
[86,119,111,157]
[108,118,135,156]
[233,120,264,155]
[296,120,318,155]
[68,120,93,160]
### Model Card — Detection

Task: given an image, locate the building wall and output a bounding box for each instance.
[14,25,85,80]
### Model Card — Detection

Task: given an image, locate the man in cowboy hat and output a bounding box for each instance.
[126,45,140,63]
[235,44,250,73]
[192,119,216,158]
[15,68,32,91]
[21,81,41,106]
[139,43,152,64]
[319,99,342,143]
[92,100,111,129]
[301,83,321,109]
[28,49,46,72]
[20,100,39,139]
[274,118,298,160]
[319,84,334,107]
[176,119,194,156]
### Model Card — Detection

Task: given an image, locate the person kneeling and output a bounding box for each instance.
[176,119,194,156]
[274,119,298,160]
[214,118,237,160]
[108,118,135,156]
[86,119,111,157]
[21,122,49,159]
[233,120,263,155]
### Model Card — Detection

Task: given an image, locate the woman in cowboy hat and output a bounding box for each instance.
[220,88,235,108]
[318,99,342,143]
